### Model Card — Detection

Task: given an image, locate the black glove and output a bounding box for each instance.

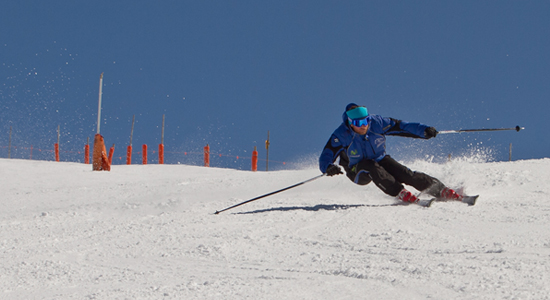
[424,127,438,139]
[325,164,343,176]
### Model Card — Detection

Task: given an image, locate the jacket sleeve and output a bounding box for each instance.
[380,117,430,139]
[319,133,345,173]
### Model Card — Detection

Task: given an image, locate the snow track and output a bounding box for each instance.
[1,158,550,299]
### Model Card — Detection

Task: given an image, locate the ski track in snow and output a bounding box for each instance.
[1,158,550,299]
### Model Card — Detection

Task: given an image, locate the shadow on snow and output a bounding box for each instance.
[236,203,403,214]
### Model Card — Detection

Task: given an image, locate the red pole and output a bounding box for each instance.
[54,143,60,162]
[108,144,115,165]
[142,144,148,165]
[159,144,164,164]
[252,146,258,172]
[126,145,132,165]
[30,145,33,160]
[55,125,60,162]
[204,144,210,167]
[84,144,90,164]
[159,114,165,164]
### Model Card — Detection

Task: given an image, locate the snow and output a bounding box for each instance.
[2,157,550,299]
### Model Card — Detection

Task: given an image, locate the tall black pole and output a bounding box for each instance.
[130,115,135,147]
[97,73,104,134]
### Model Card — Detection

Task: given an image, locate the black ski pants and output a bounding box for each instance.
[355,155,443,197]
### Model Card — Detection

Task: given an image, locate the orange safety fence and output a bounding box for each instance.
[0,143,288,170]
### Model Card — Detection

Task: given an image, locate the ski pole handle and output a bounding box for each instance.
[438,125,524,134]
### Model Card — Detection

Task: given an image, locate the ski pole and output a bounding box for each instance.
[214,174,326,215]
[438,125,524,134]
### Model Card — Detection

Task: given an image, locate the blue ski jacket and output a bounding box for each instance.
[319,109,431,174]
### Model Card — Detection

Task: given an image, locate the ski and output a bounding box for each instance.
[461,195,478,205]
[414,199,434,207]
[434,195,479,206]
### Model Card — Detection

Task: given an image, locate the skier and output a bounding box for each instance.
[319,103,461,204]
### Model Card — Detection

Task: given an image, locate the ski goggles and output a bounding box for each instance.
[348,116,370,127]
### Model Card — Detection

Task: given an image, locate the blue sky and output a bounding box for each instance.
[1,1,548,169]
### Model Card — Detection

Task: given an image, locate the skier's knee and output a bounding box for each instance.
[351,170,372,185]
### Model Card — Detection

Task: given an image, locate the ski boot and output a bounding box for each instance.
[440,187,463,201]
[397,189,419,203]
[439,187,478,205]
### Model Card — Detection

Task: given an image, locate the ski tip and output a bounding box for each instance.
[214,211,220,215]
[468,195,479,206]
[459,195,479,206]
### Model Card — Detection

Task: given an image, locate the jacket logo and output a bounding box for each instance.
[374,137,385,148]
[350,149,358,156]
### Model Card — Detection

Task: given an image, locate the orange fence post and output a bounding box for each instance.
[142,144,148,165]
[251,146,258,171]
[84,144,90,164]
[92,133,111,171]
[54,143,60,162]
[127,115,135,165]
[159,114,165,165]
[55,125,60,162]
[108,144,115,165]
[159,144,164,164]
[126,145,132,165]
[204,144,210,167]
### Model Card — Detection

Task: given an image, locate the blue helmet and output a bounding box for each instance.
[344,103,369,126]
[346,106,368,120]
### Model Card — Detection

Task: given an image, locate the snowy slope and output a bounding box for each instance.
[1,158,550,299]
